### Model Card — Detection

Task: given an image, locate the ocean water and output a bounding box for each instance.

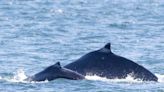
[0,0,164,92]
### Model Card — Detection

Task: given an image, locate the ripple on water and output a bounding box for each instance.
[0,0,164,92]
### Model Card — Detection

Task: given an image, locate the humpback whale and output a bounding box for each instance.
[65,43,158,81]
[26,62,85,82]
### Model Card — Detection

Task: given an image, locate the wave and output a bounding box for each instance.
[11,69,28,82]
[155,74,164,83]
[0,69,164,83]
[0,69,48,83]
[85,75,142,83]
[86,74,164,83]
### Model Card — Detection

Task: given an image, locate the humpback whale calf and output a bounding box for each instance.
[25,62,84,82]
[65,43,158,81]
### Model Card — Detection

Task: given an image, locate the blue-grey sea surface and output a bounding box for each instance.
[0,0,164,92]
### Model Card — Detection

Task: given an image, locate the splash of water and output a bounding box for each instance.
[0,69,163,83]
[9,69,48,83]
[0,69,48,83]
[10,69,28,82]
[86,74,164,83]
[0,69,28,83]
[155,74,164,83]
[85,74,142,83]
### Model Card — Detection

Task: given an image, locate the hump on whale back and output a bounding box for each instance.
[99,43,111,53]
[54,62,61,68]
[104,43,111,50]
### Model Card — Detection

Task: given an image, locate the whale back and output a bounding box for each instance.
[65,43,158,81]
[26,62,84,81]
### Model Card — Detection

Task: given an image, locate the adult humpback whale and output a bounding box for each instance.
[65,43,158,81]
[25,62,84,82]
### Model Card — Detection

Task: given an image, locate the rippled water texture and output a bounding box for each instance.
[0,0,164,92]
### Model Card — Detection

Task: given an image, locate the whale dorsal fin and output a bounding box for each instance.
[104,43,111,50]
[54,62,61,68]
[99,43,111,53]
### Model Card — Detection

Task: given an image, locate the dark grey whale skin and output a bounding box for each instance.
[65,43,158,81]
[25,62,85,82]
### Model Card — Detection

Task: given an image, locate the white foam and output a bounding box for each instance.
[50,9,63,14]
[10,69,28,82]
[1,69,164,83]
[85,75,142,83]
[57,9,63,13]
[86,74,164,83]
[6,69,48,83]
[0,69,28,83]
[155,74,164,83]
